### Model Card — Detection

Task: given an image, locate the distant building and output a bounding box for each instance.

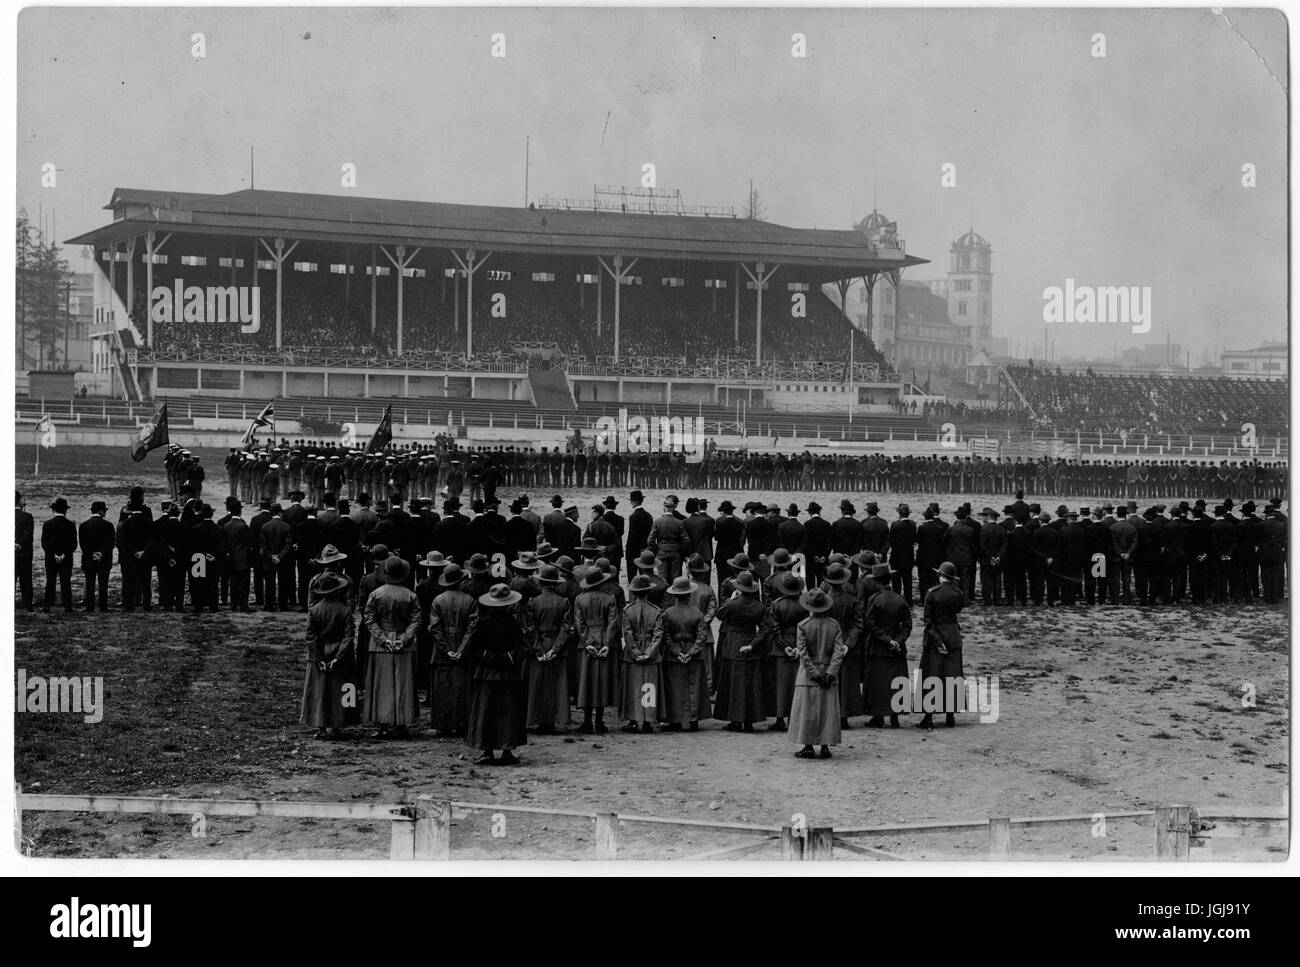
[1221,343,1286,379]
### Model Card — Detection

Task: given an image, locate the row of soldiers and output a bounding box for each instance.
[198,438,1290,503]
[17,480,1287,617]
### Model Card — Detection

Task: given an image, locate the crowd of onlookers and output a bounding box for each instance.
[1006,364,1288,436]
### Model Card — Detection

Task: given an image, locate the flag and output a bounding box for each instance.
[35,415,56,449]
[240,400,275,447]
[367,404,393,453]
[131,402,170,462]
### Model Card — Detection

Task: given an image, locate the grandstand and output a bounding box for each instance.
[68,186,922,411]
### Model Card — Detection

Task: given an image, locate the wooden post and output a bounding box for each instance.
[780,825,804,860]
[14,785,23,855]
[988,817,1011,858]
[1153,804,1192,859]
[389,815,416,859]
[414,798,451,860]
[807,826,834,860]
[595,812,619,859]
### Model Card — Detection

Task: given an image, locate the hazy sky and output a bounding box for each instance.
[17,6,1287,362]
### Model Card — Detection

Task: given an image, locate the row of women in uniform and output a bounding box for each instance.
[300,536,968,760]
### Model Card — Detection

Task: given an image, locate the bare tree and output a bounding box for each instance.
[744,180,767,221]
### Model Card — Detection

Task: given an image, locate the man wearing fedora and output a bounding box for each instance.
[919,562,965,729]
[863,563,912,728]
[684,498,715,586]
[802,501,831,589]
[78,500,116,613]
[915,504,948,602]
[713,500,744,591]
[887,504,917,606]
[625,490,653,584]
[788,587,847,759]
[362,555,422,739]
[41,497,77,613]
[976,507,1005,607]
[464,583,530,765]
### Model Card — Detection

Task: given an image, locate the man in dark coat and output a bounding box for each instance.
[684,498,716,582]
[976,507,1005,606]
[777,504,806,561]
[584,505,620,565]
[830,501,864,563]
[188,502,223,614]
[601,496,626,575]
[41,497,77,613]
[918,562,965,729]
[78,500,116,612]
[713,500,745,590]
[259,503,294,611]
[220,500,253,612]
[943,506,980,604]
[863,567,912,728]
[887,504,917,606]
[1259,507,1287,604]
[860,502,889,559]
[915,506,948,602]
[1209,505,1236,604]
[802,501,832,589]
[1004,513,1034,607]
[117,505,154,611]
[625,490,654,582]
[15,492,34,612]
[1059,510,1089,606]
[433,499,471,564]
[248,499,273,606]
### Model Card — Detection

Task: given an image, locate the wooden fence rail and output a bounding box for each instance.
[16,790,1285,861]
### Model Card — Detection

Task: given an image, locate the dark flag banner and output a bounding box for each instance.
[240,400,275,447]
[367,404,393,453]
[130,401,169,462]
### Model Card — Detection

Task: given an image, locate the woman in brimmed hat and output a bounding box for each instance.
[713,570,767,732]
[788,588,847,758]
[822,563,865,727]
[762,571,807,732]
[352,546,390,682]
[362,556,422,739]
[574,563,621,734]
[308,544,354,610]
[463,584,529,765]
[918,561,965,729]
[863,564,912,729]
[508,551,544,606]
[428,562,477,737]
[301,569,360,740]
[524,565,573,734]
[659,576,710,732]
[463,553,493,600]
[685,554,719,692]
[619,574,664,733]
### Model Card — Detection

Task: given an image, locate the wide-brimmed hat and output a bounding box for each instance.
[603,495,619,508]
[287,490,306,501]
[728,552,753,570]
[535,541,557,560]
[871,563,894,580]
[466,553,490,575]
[479,583,522,608]
[936,561,958,580]
[824,563,852,585]
[634,550,657,570]
[626,574,655,595]
[383,556,410,584]
[537,565,563,585]
[511,551,542,570]
[578,537,601,556]
[718,500,735,513]
[731,571,759,594]
[49,497,69,513]
[554,555,575,574]
[370,543,390,561]
[313,544,348,566]
[686,554,710,574]
[438,563,465,587]
[770,547,793,568]
[418,550,448,570]
[312,571,351,598]
[775,572,805,598]
[851,549,878,569]
[580,568,609,589]
[666,576,697,597]
[799,588,833,613]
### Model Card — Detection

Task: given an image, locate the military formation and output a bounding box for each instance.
[182,438,1290,503]
[15,459,1288,760]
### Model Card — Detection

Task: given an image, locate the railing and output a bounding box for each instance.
[138,346,528,374]
[16,790,1282,860]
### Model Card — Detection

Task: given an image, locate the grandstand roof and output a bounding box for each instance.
[67,188,927,282]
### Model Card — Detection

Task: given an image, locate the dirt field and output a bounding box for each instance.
[13,444,1290,861]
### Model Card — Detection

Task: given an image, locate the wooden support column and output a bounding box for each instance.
[596,255,637,364]
[733,263,740,343]
[142,230,171,347]
[370,245,377,334]
[595,812,619,859]
[859,272,879,350]
[259,236,299,350]
[739,261,779,364]
[380,244,422,356]
[414,797,452,860]
[988,817,1011,858]
[449,248,492,358]
[124,237,137,316]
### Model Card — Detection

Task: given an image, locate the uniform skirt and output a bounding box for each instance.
[918,645,966,713]
[864,652,910,716]
[662,658,710,724]
[365,650,419,726]
[526,655,571,728]
[301,655,361,728]
[577,651,618,708]
[789,680,842,746]
[430,660,472,733]
[838,648,866,718]
[619,661,664,723]
[714,658,765,723]
[468,679,528,750]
